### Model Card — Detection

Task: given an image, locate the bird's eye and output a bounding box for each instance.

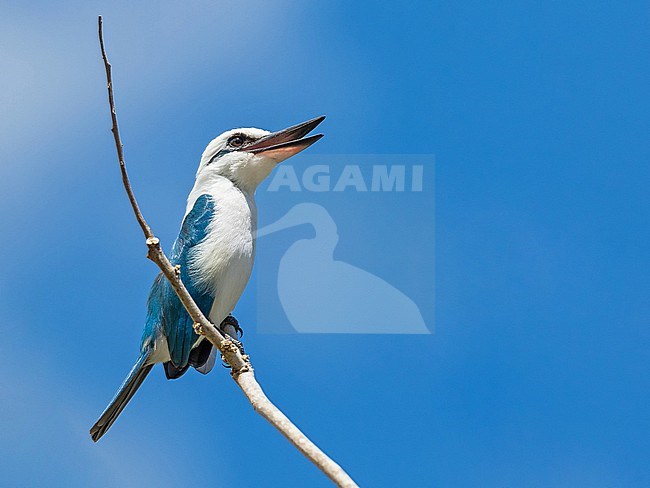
[228,135,245,148]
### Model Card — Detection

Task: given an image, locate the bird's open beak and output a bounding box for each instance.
[245,115,325,161]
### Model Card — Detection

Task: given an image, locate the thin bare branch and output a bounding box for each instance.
[98,16,153,240]
[97,16,358,488]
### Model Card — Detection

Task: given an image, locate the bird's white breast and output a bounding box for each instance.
[186,174,257,326]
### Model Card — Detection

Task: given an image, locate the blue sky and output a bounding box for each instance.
[1,1,649,487]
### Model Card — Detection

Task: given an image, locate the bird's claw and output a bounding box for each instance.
[219,315,246,367]
[220,314,244,338]
[220,340,246,368]
[230,338,246,355]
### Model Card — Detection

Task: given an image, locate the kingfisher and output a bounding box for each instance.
[90,116,325,442]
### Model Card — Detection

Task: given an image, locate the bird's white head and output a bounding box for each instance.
[196,116,325,193]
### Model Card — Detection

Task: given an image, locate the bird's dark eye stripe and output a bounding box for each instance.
[207,149,230,165]
[207,134,261,165]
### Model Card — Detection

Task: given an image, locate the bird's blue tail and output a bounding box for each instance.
[90,351,153,442]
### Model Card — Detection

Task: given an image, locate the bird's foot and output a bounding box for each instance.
[220,314,244,339]
[219,315,246,367]
[231,339,246,355]
[220,339,246,367]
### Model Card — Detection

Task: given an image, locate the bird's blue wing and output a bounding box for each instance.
[141,194,216,370]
